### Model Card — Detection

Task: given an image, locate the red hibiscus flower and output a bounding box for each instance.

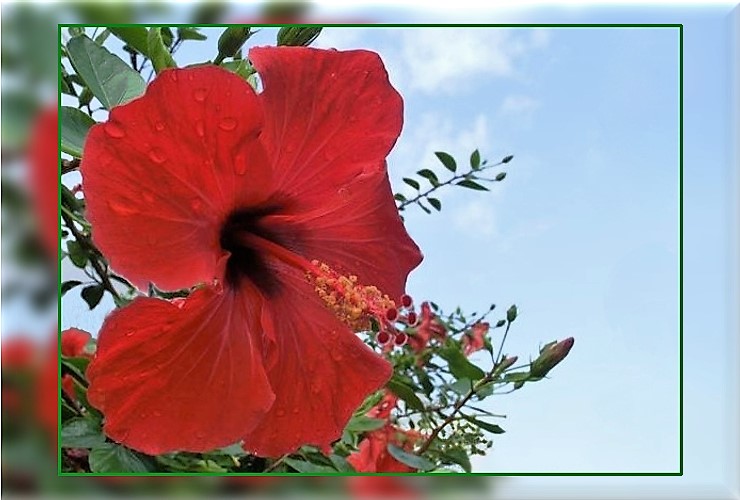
[82,47,422,457]
[347,424,423,473]
[60,328,93,400]
[462,321,489,357]
[29,106,59,258]
[347,390,424,473]
[407,302,446,354]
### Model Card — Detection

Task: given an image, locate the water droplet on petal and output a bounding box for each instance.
[154,122,165,132]
[108,200,138,216]
[310,384,321,395]
[190,198,203,211]
[218,117,237,131]
[193,88,207,102]
[124,329,135,337]
[233,153,247,176]
[148,148,167,164]
[169,71,178,82]
[331,350,343,362]
[195,120,205,138]
[195,431,205,439]
[153,410,162,417]
[291,408,299,415]
[276,409,285,417]
[105,123,125,138]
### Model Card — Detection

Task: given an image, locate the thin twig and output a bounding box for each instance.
[61,210,120,302]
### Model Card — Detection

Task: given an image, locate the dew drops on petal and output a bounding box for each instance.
[154,122,165,132]
[168,71,178,82]
[190,198,203,211]
[193,88,207,102]
[195,120,205,138]
[218,117,237,131]
[153,410,162,417]
[276,409,285,417]
[148,148,167,164]
[108,201,139,216]
[105,123,126,138]
[233,153,248,176]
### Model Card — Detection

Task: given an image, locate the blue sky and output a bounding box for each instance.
[51,5,738,496]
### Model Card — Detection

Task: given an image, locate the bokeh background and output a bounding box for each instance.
[3,2,739,499]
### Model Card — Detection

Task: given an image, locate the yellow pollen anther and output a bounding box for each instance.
[306,261,396,331]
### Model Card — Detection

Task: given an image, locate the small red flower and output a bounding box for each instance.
[82,47,422,457]
[347,424,423,473]
[407,302,446,354]
[1,337,37,368]
[366,390,399,420]
[61,328,92,358]
[462,321,489,357]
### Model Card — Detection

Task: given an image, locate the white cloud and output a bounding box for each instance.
[452,198,498,238]
[387,28,550,95]
[499,94,541,126]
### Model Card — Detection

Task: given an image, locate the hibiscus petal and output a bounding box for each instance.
[263,168,422,303]
[240,261,392,457]
[250,46,403,200]
[87,285,274,455]
[81,66,273,291]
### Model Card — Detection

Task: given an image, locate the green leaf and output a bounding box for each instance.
[283,458,337,473]
[403,178,420,190]
[449,378,473,396]
[66,240,87,268]
[66,35,146,110]
[394,193,407,202]
[462,415,505,434]
[387,444,435,471]
[386,376,424,411]
[109,27,150,55]
[147,27,177,74]
[441,447,472,473]
[61,280,82,296]
[94,28,111,45]
[418,201,432,214]
[503,371,531,383]
[456,179,489,191]
[470,149,481,169]
[345,415,386,433]
[220,59,255,80]
[438,345,486,381]
[435,151,457,172]
[81,285,105,310]
[60,106,95,158]
[427,197,442,211]
[89,443,155,473]
[495,172,507,181]
[177,27,207,41]
[61,417,105,448]
[417,169,439,186]
[502,154,514,164]
[329,454,356,473]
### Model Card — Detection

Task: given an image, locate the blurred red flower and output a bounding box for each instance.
[29,106,59,258]
[407,302,446,354]
[462,321,489,357]
[81,47,422,457]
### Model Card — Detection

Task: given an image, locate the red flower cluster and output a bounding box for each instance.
[347,391,424,473]
[81,47,422,457]
[60,328,92,399]
[462,321,490,357]
[407,301,447,354]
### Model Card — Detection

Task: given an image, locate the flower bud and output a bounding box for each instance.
[498,355,518,371]
[529,337,574,378]
[277,27,323,46]
[506,304,517,323]
[217,27,252,61]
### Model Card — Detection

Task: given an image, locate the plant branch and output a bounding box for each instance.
[398,158,506,212]
[61,209,120,302]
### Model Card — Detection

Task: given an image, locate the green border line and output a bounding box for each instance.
[57,23,684,477]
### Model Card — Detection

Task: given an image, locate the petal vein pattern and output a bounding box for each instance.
[82,47,422,457]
